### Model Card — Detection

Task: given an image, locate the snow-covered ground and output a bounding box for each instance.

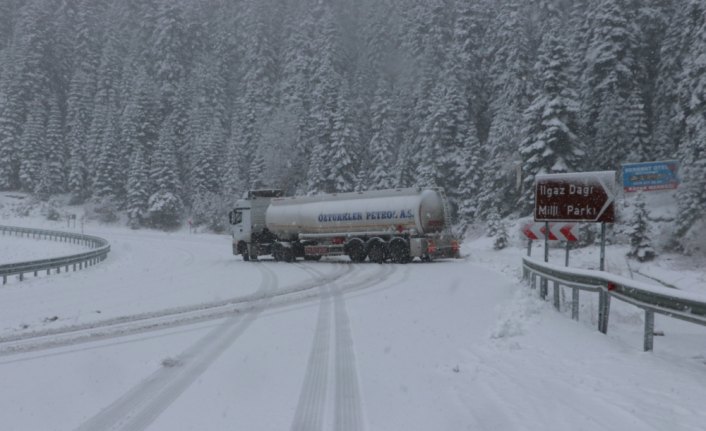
[0,193,705,430]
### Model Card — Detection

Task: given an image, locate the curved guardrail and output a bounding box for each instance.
[0,225,110,285]
[522,256,706,351]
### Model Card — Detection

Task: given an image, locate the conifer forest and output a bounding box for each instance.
[0,0,704,249]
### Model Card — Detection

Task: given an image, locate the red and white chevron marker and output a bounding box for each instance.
[521,223,541,240]
[554,223,578,241]
[522,222,578,242]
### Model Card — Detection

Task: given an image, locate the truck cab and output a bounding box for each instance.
[229,189,283,260]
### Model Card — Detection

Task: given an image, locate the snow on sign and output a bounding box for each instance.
[534,171,617,223]
[622,160,679,192]
[522,222,578,241]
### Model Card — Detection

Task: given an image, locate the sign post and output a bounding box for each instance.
[542,221,549,299]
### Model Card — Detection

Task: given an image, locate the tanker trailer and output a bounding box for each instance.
[228,188,460,263]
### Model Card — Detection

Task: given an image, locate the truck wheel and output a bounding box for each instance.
[247,244,259,261]
[389,240,410,264]
[237,242,250,261]
[272,243,282,261]
[346,240,366,263]
[368,242,385,264]
[282,247,294,262]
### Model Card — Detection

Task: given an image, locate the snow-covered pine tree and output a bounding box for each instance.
[518,27,583,214]
[19,99,46,192]
[593,80,630,169]
[222,129,247,199]
[478,0,532,219]
[248,149,266,190]
[92,111,122,199]
[34,160,53,201]
[580,0,639,169]
[632,0,670,159]
[306,141,327,195]
[674,7,706,249]
[147,115,183,229]
[486,206,501,238]
[0,88,23,189]
[86,34,122,187]
[152,1,187,118]
[327,85,358,193]
[625,88,651,162]
[627,192,656,261]
[367,80,398,190]
[43,97,66,194]
[67,147,88,203]
[0,0,54,191]
[126,148,149,229]
[64,0,100,199]
[651,1,701,161]
[120,67,159,204]
[187,63,224,200]
[452,0,493,146]
[493,220,509,250]
[456,130,484,224]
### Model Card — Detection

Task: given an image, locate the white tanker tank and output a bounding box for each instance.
[229,188,460,263]
[266,188,447,239]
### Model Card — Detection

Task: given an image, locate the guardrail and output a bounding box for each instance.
[1,225,110,285]
[522,256,706,351]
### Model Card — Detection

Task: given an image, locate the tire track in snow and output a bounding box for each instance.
[0,262,352,356]
[291,263,397,431]
[71,261,371,431]
[333,287,364,431]
[290,285,333,431]
[73,263,279,431]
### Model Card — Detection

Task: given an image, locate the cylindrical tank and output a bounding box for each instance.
[265,188,446,239]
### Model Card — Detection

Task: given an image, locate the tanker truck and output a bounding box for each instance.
[228,188,460,263]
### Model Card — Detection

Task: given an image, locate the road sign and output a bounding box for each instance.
[522,222,578,241]
[534,171,616,223]
[622,160,679,192]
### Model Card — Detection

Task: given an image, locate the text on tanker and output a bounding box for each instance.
[317,209,415,223]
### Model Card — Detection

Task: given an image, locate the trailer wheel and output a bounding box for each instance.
[346,239,366,263]
[389,239,410,264]
[368,242,386,264]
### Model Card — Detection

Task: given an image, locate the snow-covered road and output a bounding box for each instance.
[0,226,705,430]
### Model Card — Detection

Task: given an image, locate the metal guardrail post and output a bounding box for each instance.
[644,310,654,352]
[540,277,548,300]
[598,290,611,334]
[572,288,579,320]
[553,281,560,310]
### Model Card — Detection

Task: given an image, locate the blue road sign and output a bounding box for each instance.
[622,160,679,192]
